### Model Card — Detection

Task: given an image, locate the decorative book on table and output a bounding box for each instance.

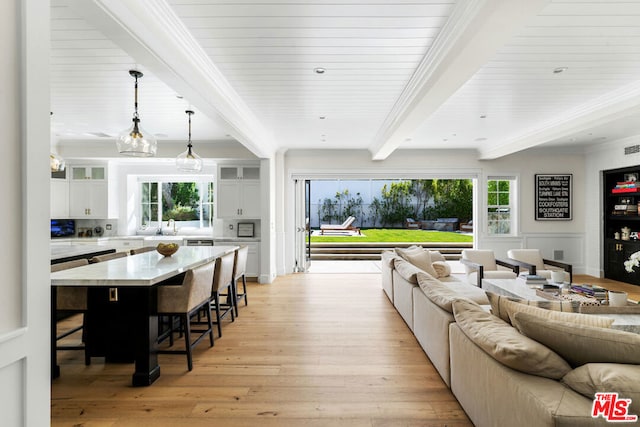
[516,274,548,285]
[570,284,607,298]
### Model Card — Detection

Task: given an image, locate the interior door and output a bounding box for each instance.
[293,179,311,272]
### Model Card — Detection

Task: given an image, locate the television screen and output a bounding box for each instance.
[51,219,75,238]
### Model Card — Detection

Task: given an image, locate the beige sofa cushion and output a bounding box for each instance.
[418,272,489,309]
[396,247,438,278]
[452,299,571,379]
[429,250,446,263]
[512,312,640,367]
[486,291,580,323]
[417,272,470,313]
[562,363,640,417]
[432,261,451,278]
[486,292,614,328]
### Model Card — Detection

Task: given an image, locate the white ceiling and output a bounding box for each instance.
[50,0,640,160]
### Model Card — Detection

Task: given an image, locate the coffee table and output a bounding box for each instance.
[482,278,640,334]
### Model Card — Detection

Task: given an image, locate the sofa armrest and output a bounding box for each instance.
[542,258,573,283]
[495,259,520,276]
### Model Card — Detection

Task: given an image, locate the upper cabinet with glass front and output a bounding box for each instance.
[219,166,260,181]
[70,166,106,181]
[217,165,261,218]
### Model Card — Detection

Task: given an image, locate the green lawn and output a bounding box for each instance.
[310,228,473,243]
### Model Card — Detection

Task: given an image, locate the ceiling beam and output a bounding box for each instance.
[368,0,550,161]
[478,82,640,159]
[66,0,276,159]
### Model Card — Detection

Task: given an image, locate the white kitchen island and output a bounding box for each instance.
[51,246,238,386]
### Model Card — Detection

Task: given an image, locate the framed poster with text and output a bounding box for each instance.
[535,174,572,220]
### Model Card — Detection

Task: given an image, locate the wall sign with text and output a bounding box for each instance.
[535,174,572,220]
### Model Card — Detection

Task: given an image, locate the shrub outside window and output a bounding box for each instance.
[140,181,214,229]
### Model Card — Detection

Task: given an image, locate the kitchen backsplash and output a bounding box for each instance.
[75,219,118,237]
[72,218,259,238]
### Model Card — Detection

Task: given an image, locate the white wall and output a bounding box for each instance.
[281,148,587,275]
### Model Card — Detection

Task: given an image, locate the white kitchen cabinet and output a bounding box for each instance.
[217,166,260,218]
[51,179,69,218]
[69,180,108,218]
[68,165,109,218]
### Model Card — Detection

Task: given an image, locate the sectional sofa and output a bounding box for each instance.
[381,247,640,427]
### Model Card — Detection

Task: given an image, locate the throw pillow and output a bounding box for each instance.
[432,261,451,278]
[396,247,438,278]
[512,312,640,367]
[487,293,614,329]
[486,291,579,324]
[452,299,571,379]
[562,363,640,416]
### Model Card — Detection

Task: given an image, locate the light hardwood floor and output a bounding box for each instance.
[51,270,640,426]
[52,272,473,427]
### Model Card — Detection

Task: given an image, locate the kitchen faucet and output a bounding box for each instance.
[167,219,176,234]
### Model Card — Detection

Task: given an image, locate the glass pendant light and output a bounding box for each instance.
[176,110,202,172]
[50,112,65,172]
[116,70,157,157]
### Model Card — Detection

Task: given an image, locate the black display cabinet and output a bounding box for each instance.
[603,165,640,285]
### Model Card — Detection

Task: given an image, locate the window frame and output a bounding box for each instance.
[486,175,518,236]
[137,176,215,231]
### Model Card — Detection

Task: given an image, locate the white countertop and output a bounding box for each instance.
[51,245,238,287]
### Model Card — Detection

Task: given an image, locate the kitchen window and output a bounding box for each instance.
[140,180,214,229]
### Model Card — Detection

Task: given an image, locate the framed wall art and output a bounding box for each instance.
[535,174,572,220]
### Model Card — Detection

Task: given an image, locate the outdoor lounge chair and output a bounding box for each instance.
[320,216,360,234]
[405,218,421,229]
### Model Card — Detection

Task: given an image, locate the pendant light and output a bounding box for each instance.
[176,110,202,172]
[50,112,65,172]
[116,70,157,157]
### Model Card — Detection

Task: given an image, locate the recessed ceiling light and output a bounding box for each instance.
[474,137,487,142]
[176,95,184,99]
[405,138,412,142]
[480,115,487,119]
[553,67,568,74]
[319,116,326,120]
[314,67,326,74]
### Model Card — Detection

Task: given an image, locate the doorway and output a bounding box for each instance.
[293,176,476,273]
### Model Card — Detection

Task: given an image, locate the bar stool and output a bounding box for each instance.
[210,251,236,337]
[51,258,91,365]
[130,246,156,255]
[232,245,249,316]
[156,261,216,371]
[89,251,128,263]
